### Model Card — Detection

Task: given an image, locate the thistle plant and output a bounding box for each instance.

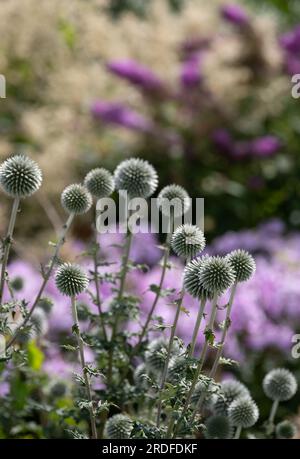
[276,420,297,439]
[263,368,298,426]
[157,184,190,217]
[7,182,92,349]
[228,397,259,439]
[204,415,233,439]
[55,263,97,439]
[214,380,251,416]
[105,414,133,439]
[114,158,158,198]
[0,155,42,303]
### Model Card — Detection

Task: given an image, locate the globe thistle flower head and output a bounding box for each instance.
[61,183,92,215]
[183,256,213,300]
[204,415,233,439]
[171,224,205,259]
[167,355,187,384]
[214,380,250,416]
[157,184,190,217]
[0,154,42,198]
[114,158,158,198]
[133,363,150,389]
[199,256,235,295]
[191,380,217,410]
[226,249,256,282]
[263,368,298,401]
[145,338,179,375]
[276,420,297,439]
[228,397,259,428]
[55,263,89,297]
[84,168,115,198]
[105,414,133,439]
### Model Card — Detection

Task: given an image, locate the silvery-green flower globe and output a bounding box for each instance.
[171,224,205,259]
[114,158,158,198]
[263,368,297,401]
[167,355,187,384]
[105,414,133,439]
[199,256,235,295]
[84,168,115,199]
[55,263,89,297]
[228,397,259,428]
[191,380,217,409]
[183,256,213,300]
[145,338,180,375]
[214,380,250,416]
[226,249,256,283]
[0,154,42,198]
[61,183,92,215]
[157,184,190,217]
[204,415,233,439]
[276,420,297,439]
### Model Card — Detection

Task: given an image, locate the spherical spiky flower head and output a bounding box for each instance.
[157,184,190,217]
[0,154,42,198]
[204,415,233,439]
[214,380,250,416]
[276,420,297,439]
[263,368,297,401]
[84,168,115,199]
[191,380,216,410]
[61,183,92,215]
[105,414,133,439]
[199,256,235,295]
[171,224,205,259]
[226,249,256,283]
[183,256,213,300]
[228,397,259,428]
[55,263,89,297]
[145,337,179,375]
[167,355,187,384]
[133,363,150,389]
[114,158,158,198]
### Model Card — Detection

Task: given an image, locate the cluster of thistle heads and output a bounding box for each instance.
[107,368,298,439]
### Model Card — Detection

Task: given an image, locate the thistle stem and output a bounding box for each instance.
[134,216,174,354]
[156,281,187,428]
[268,399,279,425]
[172,293,218,438]
[0,197,20,304]
[234,426,242,439]
[93,235,107,341]
[188,297,207,358]
[71,296,97,439]
[7,213,74,349]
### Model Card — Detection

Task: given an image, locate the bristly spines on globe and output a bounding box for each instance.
[84,167,115,198]
[61,183,92,214]
[0,154,42,198]
[199,256,235,294]
[204,415,233,439]
[214,380,251,416]
[228,397,259,428]
[114,157,158,198]
[183,255,213,300]
[157,184,190,217]
[263,368,298,401]
[226,249,256,282]
[171,224,205,258]
[105,414,133,439]
[55,263,89,297]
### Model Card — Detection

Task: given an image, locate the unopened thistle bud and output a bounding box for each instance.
[263,368,297,402]
[199,256,235,295]
[183,256,213,300]
[84,168,115,198]
[0,154,42,198]
[226,249,256,282]
[171,224,205,258]
[157,184,190,217]
[114,158,158,198]
[105,414,133,439]
[228,397,259,429]
[61,184,92,215]
[55,263,89,297]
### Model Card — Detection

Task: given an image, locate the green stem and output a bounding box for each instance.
[269,399,279,425]
[93,235,107,341]
[71,296,97,439]
[134,216,173,355]
[234,425,242,439]
[7,213,74,349]
[156,282,187,428]
[188,297,207,358]
[172,293,218,438]
[0,197,20,304]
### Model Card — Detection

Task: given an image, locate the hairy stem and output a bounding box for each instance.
[188,297,207,358]
[0,197,20,304]
[234,425,242,439]
[156,282,187,428]
[71,296,97,439]
[134,216,174,354]
[7,213,74,349]
[269,399,279,425]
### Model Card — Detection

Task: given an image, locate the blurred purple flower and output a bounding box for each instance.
[221,4,249,26]
[250,135,282,157]
[212,129,233,153]
[280,25,300,54]
[107,60,165,94]
[285,55,300,76]
[91,101,153,132]
[180,53,203,88]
